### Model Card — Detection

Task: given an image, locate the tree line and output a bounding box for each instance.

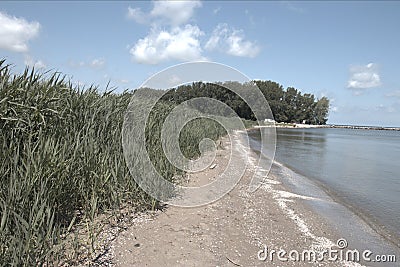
[162,80,330,125]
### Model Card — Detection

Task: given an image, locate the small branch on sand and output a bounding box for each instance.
[226,256,241,266]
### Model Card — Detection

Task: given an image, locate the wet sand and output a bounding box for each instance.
[110,134,373,266]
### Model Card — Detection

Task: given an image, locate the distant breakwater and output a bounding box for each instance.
[255,123,400,131]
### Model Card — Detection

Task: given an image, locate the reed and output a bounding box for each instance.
[0,60,241,265]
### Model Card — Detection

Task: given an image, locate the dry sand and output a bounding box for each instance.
[111,134,365,267]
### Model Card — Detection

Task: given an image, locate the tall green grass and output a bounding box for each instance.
[0,60,234,265]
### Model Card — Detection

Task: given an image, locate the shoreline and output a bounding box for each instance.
[254,123,400,131]
[268,158,400,265]
[247,134,400,252]
[246,128,400,265]
[111,134,371,266]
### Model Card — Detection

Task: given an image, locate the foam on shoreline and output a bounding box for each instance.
[234,132,367,267]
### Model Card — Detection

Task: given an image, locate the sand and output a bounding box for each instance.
[110,135,367,267]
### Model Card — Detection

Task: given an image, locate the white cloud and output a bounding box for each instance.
[69,58,105,69]
[130,25,204,64]
[34,60,46,69]
[374,103,397,113]
[386,105,396,113]
[150,0,201,26]
[347,63,381,90]
[385,90,400,98]
[127,7,148,24]
[127,2,260,64]
[127,1,201,26]
[213,7,221,15]
[244,9,256,26]
[0,11,40,52]
[128,1,204,64]
[168,75,182,85]
[205,23,260,58]
[90,58,105,68]
[24,55,46,69]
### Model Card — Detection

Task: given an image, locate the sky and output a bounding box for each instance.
[1,1,399,127]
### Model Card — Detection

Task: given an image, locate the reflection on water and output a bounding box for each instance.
[249,128,400,247]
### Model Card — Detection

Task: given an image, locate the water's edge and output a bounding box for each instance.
[245,130,400,264]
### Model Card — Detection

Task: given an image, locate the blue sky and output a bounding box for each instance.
[1,1,399,127]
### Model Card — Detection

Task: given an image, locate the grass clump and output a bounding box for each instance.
[0,60,231,265]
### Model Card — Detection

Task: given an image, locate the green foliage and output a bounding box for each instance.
[313,97,330,125]
[0,58,328,265]
[253,80,329,124]
[163,80,330,125]
[0,60,138,265]
[0,61,229,265]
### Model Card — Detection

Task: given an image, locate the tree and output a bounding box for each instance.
[160,80,330,125]
[313,97,330,125]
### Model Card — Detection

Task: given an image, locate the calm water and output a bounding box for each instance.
[249,128,400,248]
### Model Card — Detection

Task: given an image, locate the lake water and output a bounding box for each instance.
[248,127,400,254]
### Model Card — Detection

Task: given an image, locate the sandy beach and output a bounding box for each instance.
[108,134,371,267]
